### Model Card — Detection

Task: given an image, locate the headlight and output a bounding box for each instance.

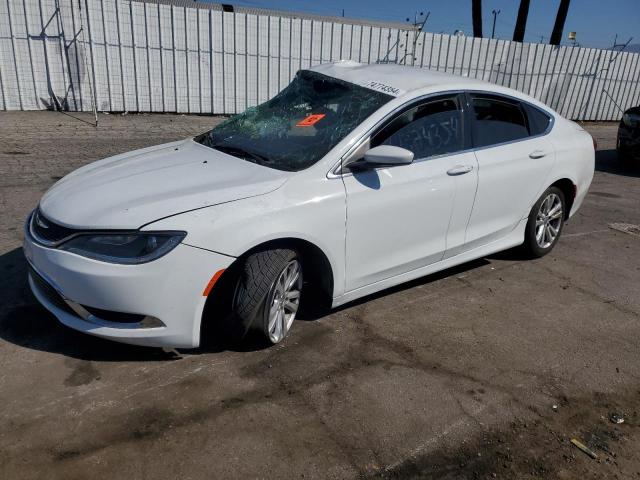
[622,113,640,127]
[59,232,186,264]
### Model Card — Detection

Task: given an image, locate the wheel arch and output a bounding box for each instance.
[199,236,335,345]
[235,237,335,303]
[549,178,577,220]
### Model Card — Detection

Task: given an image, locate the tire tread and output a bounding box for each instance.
[234,248,296,334]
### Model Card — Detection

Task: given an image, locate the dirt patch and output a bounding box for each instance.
[589,191,621,199]
[374,389,639,479]
[64,360,102,386]
[609,223,640,238]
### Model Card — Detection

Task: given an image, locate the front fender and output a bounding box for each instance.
[144,177,347,298]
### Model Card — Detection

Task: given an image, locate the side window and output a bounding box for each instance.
[372,97,465,159]
[470,95,529,147]
[525,104,552,136]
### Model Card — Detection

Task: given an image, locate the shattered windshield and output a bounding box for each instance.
[196,70,392,171]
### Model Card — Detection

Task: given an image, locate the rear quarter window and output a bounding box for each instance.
[526,105,553,136]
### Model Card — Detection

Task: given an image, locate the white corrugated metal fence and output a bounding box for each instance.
[1,0,639,120]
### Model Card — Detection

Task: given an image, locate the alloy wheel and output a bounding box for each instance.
[266,259,302,343]
[535,193,563,249]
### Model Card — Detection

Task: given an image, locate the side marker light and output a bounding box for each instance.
[203,269,226,296]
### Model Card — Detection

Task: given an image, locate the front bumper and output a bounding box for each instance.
[23,225,234,348]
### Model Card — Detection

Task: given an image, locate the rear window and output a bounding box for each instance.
[471,95,529,147]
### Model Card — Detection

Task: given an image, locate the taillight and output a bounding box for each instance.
[592,136,598,150]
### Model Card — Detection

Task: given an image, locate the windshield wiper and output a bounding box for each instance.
[211,143,272,166]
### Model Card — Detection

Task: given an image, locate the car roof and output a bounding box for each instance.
[310,61,495,98]
[309,61,560,117]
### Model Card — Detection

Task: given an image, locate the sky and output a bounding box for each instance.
[216,0,639,50]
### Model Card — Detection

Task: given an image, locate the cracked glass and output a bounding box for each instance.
[196,70,393,171]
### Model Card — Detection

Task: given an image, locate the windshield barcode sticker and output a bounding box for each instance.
[360,81,404,96]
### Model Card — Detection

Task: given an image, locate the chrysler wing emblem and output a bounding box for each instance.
[35,212,50,229]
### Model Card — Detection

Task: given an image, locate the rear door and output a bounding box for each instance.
[462,93,555,251]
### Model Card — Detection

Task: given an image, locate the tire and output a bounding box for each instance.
[617,138,628,162]
[232,248,303,344]
[523,186,566,258]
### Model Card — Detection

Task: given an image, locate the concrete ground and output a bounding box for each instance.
[0,111,639,479]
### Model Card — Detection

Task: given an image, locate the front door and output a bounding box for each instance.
[342,94,478,292]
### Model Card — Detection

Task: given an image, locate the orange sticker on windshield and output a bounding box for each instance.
[296,114,325,127]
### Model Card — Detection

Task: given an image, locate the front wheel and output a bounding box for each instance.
[523,187,566,258]
[232,249,302,344]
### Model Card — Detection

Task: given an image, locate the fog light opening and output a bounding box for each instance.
[139,316,165,328]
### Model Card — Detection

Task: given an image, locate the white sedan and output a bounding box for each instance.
[23,61,595,348]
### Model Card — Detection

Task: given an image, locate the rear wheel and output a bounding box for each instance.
[523,187,565,258]
[232,249,302,344]
[617,137,637,163]
[617,137,628,161]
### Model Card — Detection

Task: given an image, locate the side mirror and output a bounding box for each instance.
[362,145,414,167]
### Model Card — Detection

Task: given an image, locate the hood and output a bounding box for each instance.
[39,139,289,229]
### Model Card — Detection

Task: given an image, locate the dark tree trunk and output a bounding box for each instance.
[472,0,483,38]
[513,0,530,42]
[550,0,571,45]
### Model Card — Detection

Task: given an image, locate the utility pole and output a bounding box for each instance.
[550,0,571,45]
[472,0,483,38]
[491,10,500,39]
[513,0,530,43]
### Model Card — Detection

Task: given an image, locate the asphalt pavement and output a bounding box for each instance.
[0,112,638,479]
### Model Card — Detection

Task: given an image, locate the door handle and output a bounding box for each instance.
[447,165,474,176]
[529,150,548,159]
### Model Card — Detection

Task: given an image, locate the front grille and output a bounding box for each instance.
[30,208,80,245]
[28,265,77,316]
